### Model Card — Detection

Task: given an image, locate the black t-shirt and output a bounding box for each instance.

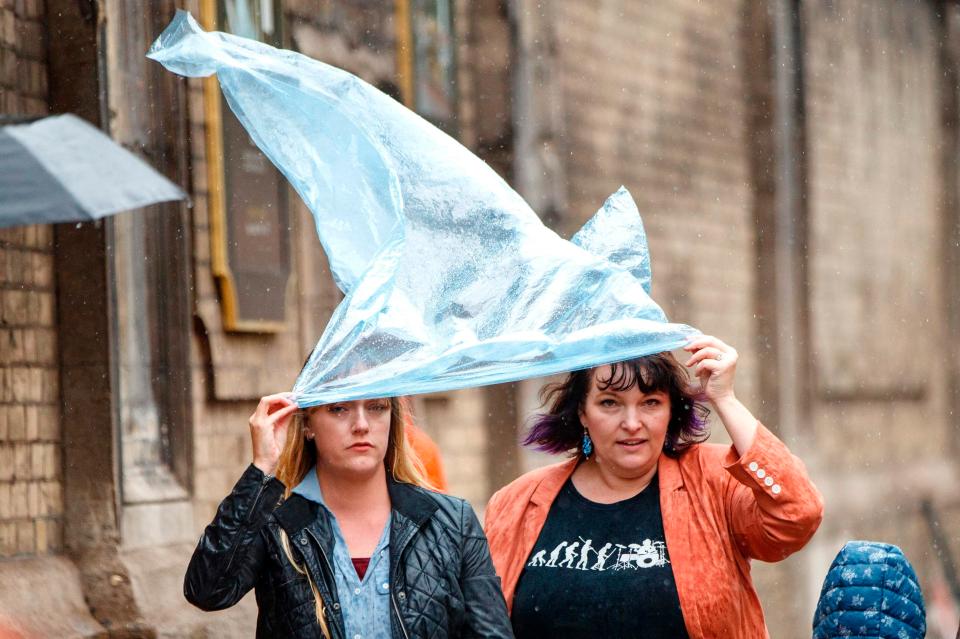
[511,473,689,639]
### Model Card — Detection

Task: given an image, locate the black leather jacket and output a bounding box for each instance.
[184,464,514,639]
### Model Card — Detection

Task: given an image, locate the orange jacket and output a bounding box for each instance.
[483,423,824,638]
[405,423,449,492]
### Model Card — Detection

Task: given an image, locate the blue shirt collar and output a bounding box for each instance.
[291,465,327,507]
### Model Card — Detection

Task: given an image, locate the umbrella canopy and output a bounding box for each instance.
[0,114,186,228]
[149,11,700,406]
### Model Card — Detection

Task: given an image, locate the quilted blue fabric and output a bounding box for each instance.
[147,11,700,406]
[813,541,926,638]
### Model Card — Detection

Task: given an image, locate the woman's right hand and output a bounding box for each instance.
[249,393,299,476]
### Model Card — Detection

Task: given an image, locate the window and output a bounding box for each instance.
[200,0,292,332]
[396,0,458,133]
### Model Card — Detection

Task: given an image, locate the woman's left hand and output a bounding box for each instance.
[683,335,738,404]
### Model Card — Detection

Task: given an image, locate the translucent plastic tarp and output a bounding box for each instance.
[148,11,700,406]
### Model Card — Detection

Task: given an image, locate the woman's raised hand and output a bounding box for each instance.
[249,393,300,476]
[683,335,738,404]
[683,335,759,455]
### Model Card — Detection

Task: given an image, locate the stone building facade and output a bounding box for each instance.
[0,1,958,638]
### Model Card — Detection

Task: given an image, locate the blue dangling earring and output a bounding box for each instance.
[582,430,593,458]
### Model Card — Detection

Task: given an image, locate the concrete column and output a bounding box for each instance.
[47,0,154,635]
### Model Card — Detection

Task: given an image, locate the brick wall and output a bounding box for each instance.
[804,0,946,460]
[184,64,268,526]
[551,0,759,401]
[802,1,959,632]
[0,0,62,559]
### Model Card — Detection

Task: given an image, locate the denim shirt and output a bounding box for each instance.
[292,467,392,639]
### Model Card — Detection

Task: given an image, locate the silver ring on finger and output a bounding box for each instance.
[715,353,724,361]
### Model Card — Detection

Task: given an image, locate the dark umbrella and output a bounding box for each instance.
[0,113,186,228]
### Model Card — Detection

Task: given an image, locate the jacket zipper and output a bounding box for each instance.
[220,472,275,579]
[305,528,336,582]
[391,591,410,639]
[305,528,343,638]
[246,472,275,523]
[389,522,420,639]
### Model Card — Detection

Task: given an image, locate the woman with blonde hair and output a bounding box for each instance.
[184,392,512,638]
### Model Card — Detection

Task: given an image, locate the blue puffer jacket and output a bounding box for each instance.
[813,541,926,638]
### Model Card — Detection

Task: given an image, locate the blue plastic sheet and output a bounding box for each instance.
[148,11,700,407]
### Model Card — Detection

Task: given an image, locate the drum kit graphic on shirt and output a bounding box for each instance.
[526,538,669,571]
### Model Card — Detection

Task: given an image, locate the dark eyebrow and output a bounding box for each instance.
[593,388,621,397]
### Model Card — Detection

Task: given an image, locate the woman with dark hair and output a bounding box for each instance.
[184,392,513,638]
[484,335,824,638]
